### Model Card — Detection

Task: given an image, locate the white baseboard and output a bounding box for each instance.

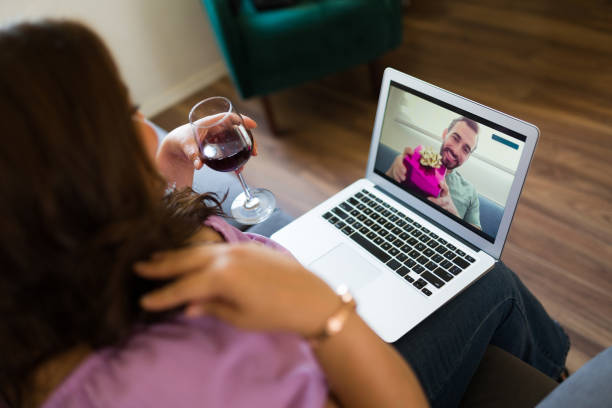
[140,61,227,117]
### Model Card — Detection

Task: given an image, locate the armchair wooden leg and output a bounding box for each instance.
[261,95,280,136]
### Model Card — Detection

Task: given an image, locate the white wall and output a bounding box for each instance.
[0,0,227,116]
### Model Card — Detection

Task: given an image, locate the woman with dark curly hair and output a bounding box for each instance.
[0,20,570,408]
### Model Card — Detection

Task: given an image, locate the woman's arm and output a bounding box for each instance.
[135,243,429,408]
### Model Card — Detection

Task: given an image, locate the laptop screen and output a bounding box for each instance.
[373,81,527,243]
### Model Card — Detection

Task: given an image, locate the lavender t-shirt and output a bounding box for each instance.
[41,216,327,408]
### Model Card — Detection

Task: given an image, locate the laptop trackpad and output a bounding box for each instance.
[308,244,382,292]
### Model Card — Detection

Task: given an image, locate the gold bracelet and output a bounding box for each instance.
[308,285,357,347]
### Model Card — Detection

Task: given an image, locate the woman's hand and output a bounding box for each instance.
[134,243,339,337]
[155,116,258,188]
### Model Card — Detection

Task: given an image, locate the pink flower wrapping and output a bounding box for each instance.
[401,145,446,197]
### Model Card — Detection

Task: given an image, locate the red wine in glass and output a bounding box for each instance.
[199,126,253,172]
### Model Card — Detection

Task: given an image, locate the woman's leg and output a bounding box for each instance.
[392,262,570,408]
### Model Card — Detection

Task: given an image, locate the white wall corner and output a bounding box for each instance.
[140,60,227,117]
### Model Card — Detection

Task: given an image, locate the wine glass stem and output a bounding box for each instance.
[235,171,258,209]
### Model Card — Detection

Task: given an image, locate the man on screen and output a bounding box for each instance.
[385,116,481,229]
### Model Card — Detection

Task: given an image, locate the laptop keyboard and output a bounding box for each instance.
[322,189,476,297]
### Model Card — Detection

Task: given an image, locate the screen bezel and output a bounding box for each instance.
[365,68,539,259]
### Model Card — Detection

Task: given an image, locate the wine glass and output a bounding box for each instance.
[189,96,276,224]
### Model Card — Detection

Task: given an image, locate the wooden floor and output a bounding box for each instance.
[153,0,612,372]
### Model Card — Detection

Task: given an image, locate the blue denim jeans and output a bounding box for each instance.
[392,261,570,408]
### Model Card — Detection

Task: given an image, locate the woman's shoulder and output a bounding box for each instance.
[43,317,326,408]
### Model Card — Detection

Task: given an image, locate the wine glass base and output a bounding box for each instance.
[230,188,276,225]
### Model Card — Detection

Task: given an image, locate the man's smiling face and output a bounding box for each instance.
[440,120,478,170]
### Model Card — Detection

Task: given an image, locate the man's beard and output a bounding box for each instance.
[440,146,459,170]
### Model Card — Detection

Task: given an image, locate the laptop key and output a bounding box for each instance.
[381,242,392,251]
[427,240,439,249]
[441,259,453,269]
[413,222,421,228]
[424,248,435,257]
[417,255,429,265]
[397,219,407,227]
[404,259,416,268]
[422,288,432,296]
[384,221,395,229]
[404,274,415,283]
[322,212,333,219]
[348,197,359,206]
[367,231,377,240]
[370,213,380,221]
[332,208,348,219]
[386,234,396,243]
[364,219,374,227]
[389,247,400,257]
[408,237,418,246]
[328,216,339,224]
[438,237,448,245]
[374,237,384,245]
[379,229,389,237]
[416,243,426,251]
[396,266,410,277]
[450,265,463,275]
[375,205,385,212]
[357,203,366,211]
[389,215,399,222]
[342,227,354,235]
[404,225,415,233]
[335,221,346,229]
[374,197,382,203]
[392,227,403,235]
[382,210,392,217]
[371,224,381,232]
[412,230,423,238]
[345,217,355,225]
[443,252,456,260]
[357,214,367,221]
[419,235,431,243]
[408,250,420,258]
[340,202,352,212]
[397,253,408,262]
[350,233,391,263]
[453,257,470,269]
[359,226,369,234]
[399,232,410,240]
[363,208,373,215]
[447,243,457,251]
[412,265,425,274]
[389,207,398,213]
[465,255,476,263]
[421,271,445,288]
[429,232,438,239]
[350,209,360,217]
[382,202,390,208]
[435,246,447,255]
[433,268,454,282]
[456,249,466,256]
[425,261,437,271]
[386,259,402,270]
[432,254,444,263]
[413,278,427,289]
[353,222,362,230]
[355,192,364,199]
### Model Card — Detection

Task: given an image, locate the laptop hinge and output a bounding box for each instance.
[374,185,480,252]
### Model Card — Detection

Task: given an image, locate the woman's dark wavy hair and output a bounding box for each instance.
[0,20,224,405]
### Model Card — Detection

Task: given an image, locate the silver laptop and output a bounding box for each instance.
[272,68,539,342]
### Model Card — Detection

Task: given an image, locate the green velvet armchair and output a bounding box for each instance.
[201,0,403,132]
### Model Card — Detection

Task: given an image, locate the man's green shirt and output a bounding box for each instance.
[445,171,481,228]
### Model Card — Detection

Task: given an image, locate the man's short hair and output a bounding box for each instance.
[447,117,479,152]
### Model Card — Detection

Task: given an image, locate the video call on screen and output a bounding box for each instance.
[374,82,527,243]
